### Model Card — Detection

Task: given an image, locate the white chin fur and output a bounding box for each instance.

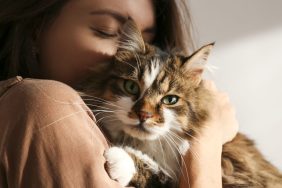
[123,125,160,140]
[113,97,177,141]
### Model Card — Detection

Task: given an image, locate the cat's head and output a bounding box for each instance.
[83,20,214,141]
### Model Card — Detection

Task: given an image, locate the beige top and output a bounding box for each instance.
[0,77,123,188]
[0,76,23,96]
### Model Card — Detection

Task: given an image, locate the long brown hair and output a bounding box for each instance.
[0,0,195,81]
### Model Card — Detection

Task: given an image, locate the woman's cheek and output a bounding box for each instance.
[75,32,117,68]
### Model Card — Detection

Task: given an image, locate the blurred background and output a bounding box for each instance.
[189,0,282,170]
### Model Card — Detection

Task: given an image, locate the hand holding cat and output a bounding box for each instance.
[179,80,239,188]
[202,80,239,144]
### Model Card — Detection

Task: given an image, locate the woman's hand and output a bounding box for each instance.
[179,80,239,188]
[202,80,239,144]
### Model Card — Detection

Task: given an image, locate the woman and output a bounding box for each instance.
[0,0,238,187]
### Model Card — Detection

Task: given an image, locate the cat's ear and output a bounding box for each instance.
[180,43,214,85]
[116,18,146,54]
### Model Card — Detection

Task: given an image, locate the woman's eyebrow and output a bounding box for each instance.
[90,9,127,23]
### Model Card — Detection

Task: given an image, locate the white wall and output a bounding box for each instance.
[189,0,282,170]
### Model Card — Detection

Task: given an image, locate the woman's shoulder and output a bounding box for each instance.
[0,77,89,121]
[0,76,23,97]
[0,76,95,129]
[0,76,81,103]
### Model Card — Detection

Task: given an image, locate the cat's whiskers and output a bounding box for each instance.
[168,131,199,168]
[168,131,185,143]
[91,105,113,112]
[87,102,126,119]
[170,130,201,161]
[96,115,120,125]
[157,137,166,170]
[94,110,118,119]
[93,110,122,118]
[184,141,200,161]
[155,137,178,181]
[92,110,116,119]
[96,114,115,123]
[159,133,180,180]
[31,91,123,128]
[167,131,190,187]
[86,104,113,111]
[184,131,202,145]
[38,108,93,132]
[85,97,119,107]
[81,94,125,110]
[92,109,117,118]
[168,130,200,164]
[156,137,179,183]
[85,99,121,109]
[39,111,81,131]
[170,124,185,133]
[91,109,125,114]
[93,111,106,117]
[165,133,190,187]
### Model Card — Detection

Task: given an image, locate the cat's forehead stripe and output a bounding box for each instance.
[143,58,161,90]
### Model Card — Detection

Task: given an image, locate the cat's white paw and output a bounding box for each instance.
[104,147,136,186]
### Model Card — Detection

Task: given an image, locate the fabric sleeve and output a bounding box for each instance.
[0,78,123,188]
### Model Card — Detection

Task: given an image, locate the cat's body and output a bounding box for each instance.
[108,128,188,176]
[222,134,282,188]
[103,122,189,185]
[80,20,282,187]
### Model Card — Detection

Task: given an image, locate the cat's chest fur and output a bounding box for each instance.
[103,124,189,179]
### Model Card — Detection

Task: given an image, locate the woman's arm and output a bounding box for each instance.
[179,80,239,188]
[0,78,124,188]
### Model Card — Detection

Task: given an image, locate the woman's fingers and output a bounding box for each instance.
[202,80,239,144]
[202,80,217,91]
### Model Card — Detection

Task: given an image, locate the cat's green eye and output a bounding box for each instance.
[124,80,140,95]
[161,95,179,105]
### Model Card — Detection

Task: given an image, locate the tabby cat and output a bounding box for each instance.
[79,20,282,188]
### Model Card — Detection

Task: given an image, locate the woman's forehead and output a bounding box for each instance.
[69,0,156,31]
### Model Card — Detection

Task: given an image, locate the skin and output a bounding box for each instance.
[39,0,156,86]
[179,81,239,188]
[38,0,239,187]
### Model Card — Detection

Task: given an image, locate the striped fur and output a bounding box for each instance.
[79,20,282,188]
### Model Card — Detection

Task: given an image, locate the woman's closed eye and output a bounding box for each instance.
[90,27,117,39]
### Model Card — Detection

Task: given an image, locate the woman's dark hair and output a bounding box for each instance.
[0,0,195,81]
[154,0,195,53]
[0,0,66,80]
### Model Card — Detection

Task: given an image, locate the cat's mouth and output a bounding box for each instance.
[112,112,166,140]
[128,122,152,133]
[122,121,164,140]
[134,122,150,132]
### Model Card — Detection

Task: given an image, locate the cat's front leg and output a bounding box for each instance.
[124,147,174,188]
[104,146,173,188]
[104,147,137,186]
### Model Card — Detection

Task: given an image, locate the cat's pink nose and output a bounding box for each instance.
[138,111,153,122]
